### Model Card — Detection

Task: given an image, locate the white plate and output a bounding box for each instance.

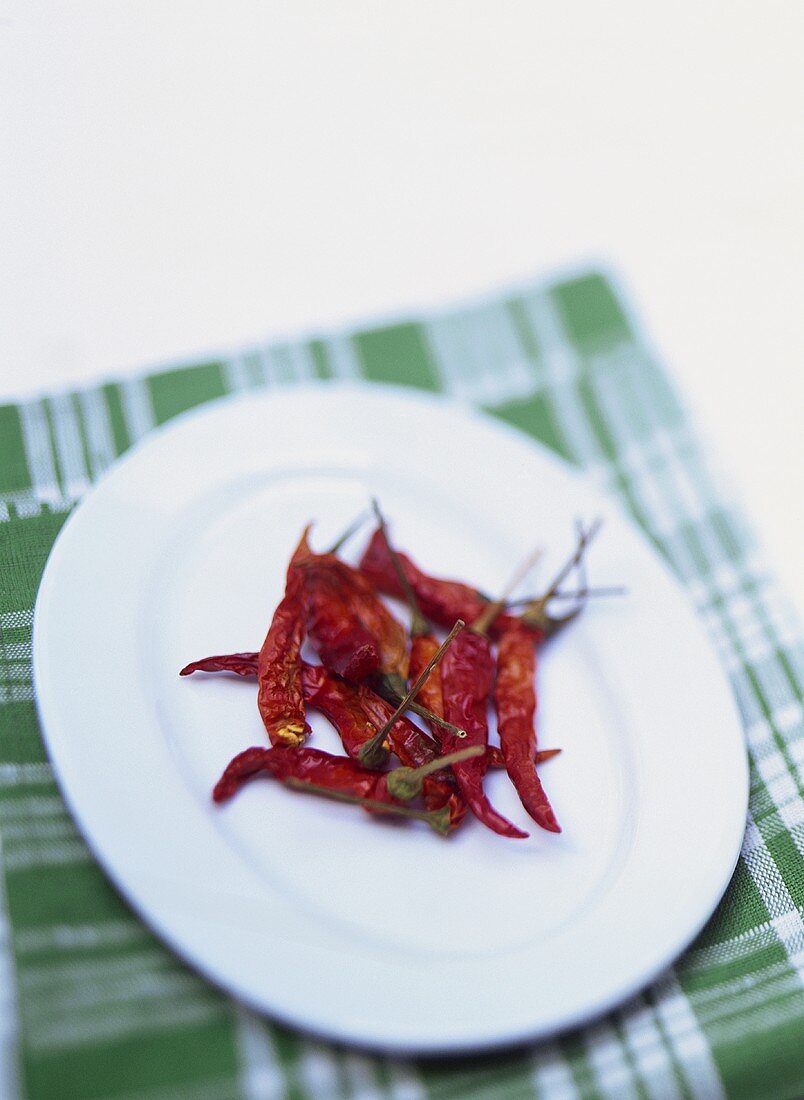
[34,384,748,1055]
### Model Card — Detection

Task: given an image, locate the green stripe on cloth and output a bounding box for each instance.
[353,322,439,390]
[0,269,802,1099]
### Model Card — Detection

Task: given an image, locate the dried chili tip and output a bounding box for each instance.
[535,805,561,833]
[339,642,383,682]
[213,746,273,803]
[535,748,561,764]
[180,653,259,677]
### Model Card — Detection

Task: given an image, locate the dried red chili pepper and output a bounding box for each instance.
[213,744,477,835]
[303,562,382,681]
[180,651,436,770]
[180,651,564,784]
[255,530,311,747]
[300,660,389,765]
[307,548,467,744]
[359,620,465,768]
[493,618,561,832]
[328,558,408,685]
[360,527,490,630]
[359,687,467,831]
[365,520,614,641]
[297,522,408,687]
[433,545,548,842]
[439,624,527,839]
[366,502,472,750]
[180,652,260,677]
[213,745,383,804]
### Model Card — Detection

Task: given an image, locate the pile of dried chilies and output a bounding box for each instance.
[181,505,608,840]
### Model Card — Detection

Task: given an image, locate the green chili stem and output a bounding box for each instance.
[398,744,483,783]
[283,779,450,834]
[544,518,602,602]
[518,519,604,632]
[373,676,468,741]
[360,620,465,767]
[386,745,483,801]
[507,585,626,606]
[472,547,544,635]
[324,511,370,556]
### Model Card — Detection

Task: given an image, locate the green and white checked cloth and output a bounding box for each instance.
[0,271,802,1100]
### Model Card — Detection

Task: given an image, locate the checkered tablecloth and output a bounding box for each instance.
[1,271,802,1099]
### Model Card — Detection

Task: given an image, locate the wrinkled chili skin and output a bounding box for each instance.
[359,529,538,641]
[422,775,468,832]
[360,528,489,629]
[356,683,441,767]
[358,681,468,824]
[300,662,381,759]
[257,563,311,747]
[408,633,445,726]
[213,745,391,804]
[326,558,408,679]
[180,652,259,677]
[440,630,528,839]
[494,621,561,832]
[180,652,510,785]
[304,563,381,681]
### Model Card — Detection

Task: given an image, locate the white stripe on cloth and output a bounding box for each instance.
[266,343,316,384]
[119,377,156,442]
[0,762,53,788]
[18,402,62,507]
[385,1060,427,1100]
[341,1051,385,1099]
[530,1040,580,1099]
[295,1041,343,1100]
[0,840,20,1100]
[221,353,254,394]
[649,973,726,1099]
[582,1019,641,1099]
[615,996,684,1100]
[521,293,611,491]
[26,997,224,1053]
[46,393,90,499]
[2,839,91,871]
[325,334,361,379]
[78,388,118,480]
[14,919,147,956]
[422,302,536,405]
[233,1007,286,1100]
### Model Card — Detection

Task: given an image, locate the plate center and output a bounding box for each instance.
[156,469,633,957]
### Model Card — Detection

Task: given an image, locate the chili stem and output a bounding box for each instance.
[544,518,602,601]
[506,585,626,605]
[371,677,469,741]
[518,519,604,632]
[370,498,428,635]
[360,620,465,767]
[386,745,483,800]
[283,779,451,834]
[472,547,544,635]
[324,511,370,556]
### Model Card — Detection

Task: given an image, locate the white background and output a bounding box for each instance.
[1,1,802,608]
